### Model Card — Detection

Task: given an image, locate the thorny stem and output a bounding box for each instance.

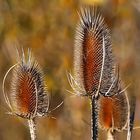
[91,96,99,140]
[28,118,37,140]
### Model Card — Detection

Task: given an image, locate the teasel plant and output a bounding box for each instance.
[67,6,131,140]
[2,49,51,140]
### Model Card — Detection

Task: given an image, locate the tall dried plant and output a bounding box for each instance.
[2,49,49,140]
[127,95,136,140]
[68,6,130,140]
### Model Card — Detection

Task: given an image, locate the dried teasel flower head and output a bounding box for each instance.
[68,6,116,97]
[68,6,130,136]
[3,49,49,120]
[98,91,129,131]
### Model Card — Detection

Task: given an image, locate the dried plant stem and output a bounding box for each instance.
[107,130,116,140]
[127,95,136,140]
[28,118,37,140]
[91,96,99,140]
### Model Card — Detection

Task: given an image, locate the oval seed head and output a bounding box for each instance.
[74,6,115,96]
[10,50,49,119]
[98,92,129,131]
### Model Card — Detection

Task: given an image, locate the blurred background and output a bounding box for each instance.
[0,0,140,139]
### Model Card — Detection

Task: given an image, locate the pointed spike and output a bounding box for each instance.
[15,45,20,62]
[27,48,32,66]
[21,47,25,64]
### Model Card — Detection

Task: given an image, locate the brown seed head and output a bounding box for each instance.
[98,92,129,131]
[74,6,115,96]
[9,50,49,119]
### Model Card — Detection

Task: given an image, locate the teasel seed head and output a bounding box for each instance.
[3,49,49,120]
[98,92,129,131]
[71,6,117,97]
[69,6,129,135]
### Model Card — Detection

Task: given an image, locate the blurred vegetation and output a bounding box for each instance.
[0,0,140,140]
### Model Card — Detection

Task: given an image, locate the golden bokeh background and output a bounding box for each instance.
[0,0,140,139]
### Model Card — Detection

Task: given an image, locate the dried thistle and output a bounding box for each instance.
[98,92,129,139]
[68,6,129,140]
[2,49,49,140]
[74,6,114,97]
